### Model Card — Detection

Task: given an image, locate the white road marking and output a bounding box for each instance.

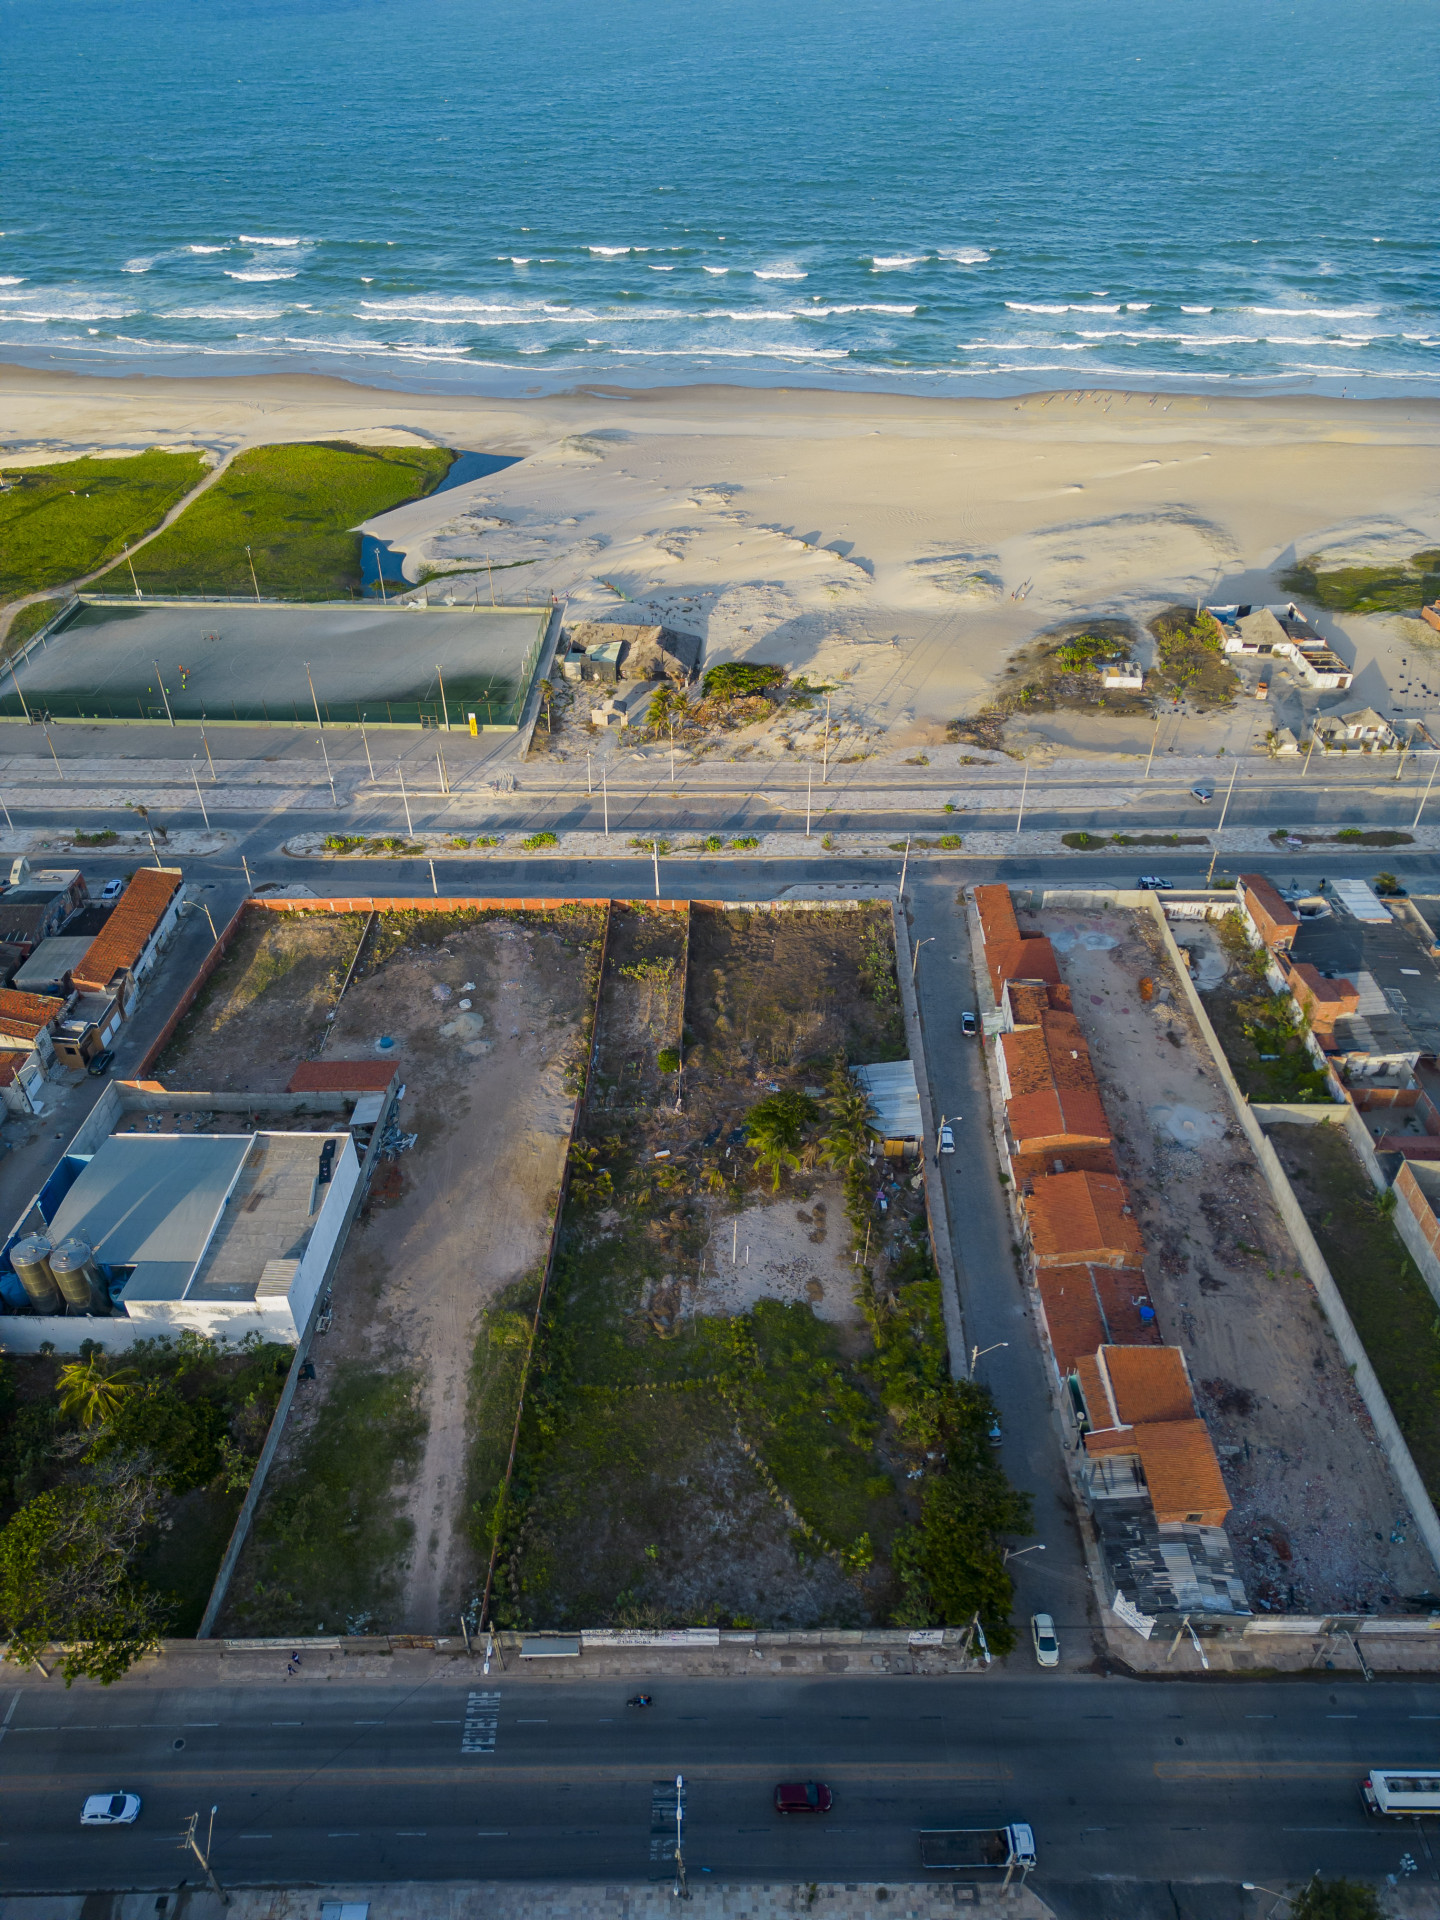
[463,1690,501,1755]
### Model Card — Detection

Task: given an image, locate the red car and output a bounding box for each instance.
[774,1782,833,1814]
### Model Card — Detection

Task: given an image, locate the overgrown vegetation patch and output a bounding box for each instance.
[1281,551,1440,616]
[1146,605,1239,708]
[1198,911,1330,1102]
[1269,1123,1440,1503]
[89,442,453,601]
[0,449,208,606]
[0,1334,290,1681]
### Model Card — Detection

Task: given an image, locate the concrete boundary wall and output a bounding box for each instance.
[1144,892,1440,1579]
[892,903,967,1377]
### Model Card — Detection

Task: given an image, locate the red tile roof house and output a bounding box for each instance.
[1286,960,1360,1042]
[1074,1344,1233,1528]
[1024,1169,1146,1269]
[999,1011,1111,1156]
[71,868,185,1004]
[0,988,68,1073]
[1239,873,1300,953]
[973,883,1064,1002]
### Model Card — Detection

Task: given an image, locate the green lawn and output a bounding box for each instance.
[89,441,454,601]
[0,450,207,603]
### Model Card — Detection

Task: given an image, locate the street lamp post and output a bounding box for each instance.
[1002,1543,1045,1564]
[911,935,933,981]
[970,1340,1008,1375]
[180,1806,229,1906]
[672,1773,688,1900]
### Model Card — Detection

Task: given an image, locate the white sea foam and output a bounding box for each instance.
[1125,302,1150,311]
[870,254,926,269]
[226,269,299,281]
[1248,305,1380,317]
[0,277,24,287]
[164,304,291,320]
[754,266,807,280]
[801,304,918,316]
[1006,302,1122,314]
[938,247,990,264]
[589,245,648,256]
[186,244,228,254]
[1181,305,1213,313]
[701,266,729,275]
[238,234,305,247]
[649,264,674,271]
[702,309,799,322]
[123,258,155,274]
[958,340,1093,351]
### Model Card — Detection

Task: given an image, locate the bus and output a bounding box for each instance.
[1362,1771,1440,1817]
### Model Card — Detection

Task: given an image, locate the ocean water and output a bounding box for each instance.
[3,0,1437,399]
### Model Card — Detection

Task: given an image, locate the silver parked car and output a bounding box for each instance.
[82,1793,141,1826]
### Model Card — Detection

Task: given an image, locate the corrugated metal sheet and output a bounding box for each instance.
[1331,878,1392,924]
[852,1059,922,1140]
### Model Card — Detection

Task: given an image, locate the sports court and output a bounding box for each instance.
[4,597,553,729]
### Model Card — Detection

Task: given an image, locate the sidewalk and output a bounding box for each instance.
[0,1882,1055,1920]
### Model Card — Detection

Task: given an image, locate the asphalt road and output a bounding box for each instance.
[2,1674,1438,1906]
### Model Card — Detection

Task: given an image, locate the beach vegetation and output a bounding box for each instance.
[88,442,453,601]
[1282,551,1440,616]
[1147,606,1238,709]
[521,831,559,850]
[0,449,208,606]
[702,662,784,700]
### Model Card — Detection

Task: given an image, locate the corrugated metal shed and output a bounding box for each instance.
[852,1059,922,1140]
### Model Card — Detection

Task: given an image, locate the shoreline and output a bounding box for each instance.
[4,364,1438,752]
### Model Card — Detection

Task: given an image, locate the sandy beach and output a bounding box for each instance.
[4,365,1439,756]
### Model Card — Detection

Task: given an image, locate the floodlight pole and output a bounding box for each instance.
[602,767,609,838]
[359,718,375,782]
[1302,727,1317,777]
[1205,755,1241,887]
[317,733,336,806]
[898,833,911,900]
[305,662,324,731]
[436,663,451,731]
[1015,763,1028,835]
[653,839,661,900]
[0,796,13,832]
[8,657,31,723]
[823,692,832,784]
[200,724,216,780]
[241,853,252,892]
[190,761,210,829]
[1144,715,1160,780]
[245,545,260,603]
[398,762,414,836]
[124,544,141,599]
[806,767,812,837]
[45,730,64,780]
[153,661,176,728]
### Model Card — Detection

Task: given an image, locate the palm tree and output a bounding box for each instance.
[745,1091,818,1192]
[56,1356,137,1429]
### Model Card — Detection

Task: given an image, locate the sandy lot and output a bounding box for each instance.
[1027,901,1435,1612]
[166,906,601,1633]
[5,367,1438,750]
[698,1183,861,1327]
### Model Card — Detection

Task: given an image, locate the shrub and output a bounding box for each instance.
[324,834,363,853]
[630,836,671,856]
[72,829,119,847]
[937,834,962,850]
[521,831,559,850]
[731,836,760,850]
[657,1047,681,1074]
[702,662,784,700]
[1061,831,1107,850]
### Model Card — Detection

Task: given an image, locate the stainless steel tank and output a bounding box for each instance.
[10,1235,62,1316]
[49,1238,108,1316]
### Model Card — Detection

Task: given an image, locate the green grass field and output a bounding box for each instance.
[90,441,453,601]
[0,450,207,604]
[1282,551,1440,615]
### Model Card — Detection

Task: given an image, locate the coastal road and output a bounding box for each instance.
[1,1673,1436,1910]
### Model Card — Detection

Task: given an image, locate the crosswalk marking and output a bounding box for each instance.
[649,1777,685,1863]
[463,1690,501,1755]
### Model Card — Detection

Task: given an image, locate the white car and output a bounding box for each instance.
[82,1792,141,1826]
[101,879,125,901]
[939,1123,955,1154]
[1031,1613,1059,1668]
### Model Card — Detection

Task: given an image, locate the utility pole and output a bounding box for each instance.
[241,853,252,892]
[652,839,661,901]
[305,662,324,731]
[436,750,450,795]
[1015,763,1028,835]
[359,717,375,781]
[398,762,414,836]
[822,691,832,784]
[430,858,438,895]
[587,751,593,797]
[436,663,451,731]
[1414,754,1440,831]
[1,795,13,832]
[200,724,216,779]
[45,730,64,780]
[487,552,496,606]
[124,543,141,599]
[180,1806,229,1905]
[153,660,176,728]
[316,733,336,806]
[190,760,210,828]
[245,544,260,602]
[898,833,911,900]
[1144,714,1160,780]
[911,935,933,981]
[806,767,812,837]
[602,767,609,838]
[8,656,31,722]
[1205,754,1240,887]
[1302,726,1317,776]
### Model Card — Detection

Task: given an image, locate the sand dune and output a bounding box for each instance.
[4,367,1438,753]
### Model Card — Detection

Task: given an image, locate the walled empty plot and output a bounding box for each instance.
[194,904,603,1636]
[490,904,935,1634]
[1027,902,1435,1612]
[5,598,549,728]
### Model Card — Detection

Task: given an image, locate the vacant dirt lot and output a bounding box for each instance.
[1027,902,1435,1612]
[182,905,603,1635]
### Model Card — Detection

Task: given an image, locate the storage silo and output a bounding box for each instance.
[10,1235,63,1316]
[50,1238,109,1316]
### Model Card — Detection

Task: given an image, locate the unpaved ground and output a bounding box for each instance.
[588,903,686,1110]
[1027,903,1435,1612]
[698,1183,861,1326]
[184,907,600,1634]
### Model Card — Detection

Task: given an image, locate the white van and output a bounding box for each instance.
[1362,1770,1440,1816]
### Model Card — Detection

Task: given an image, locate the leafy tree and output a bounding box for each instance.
[646,684,690,737]
[701,662,784,700]
[744,1091,819,1192]
[89,1383,224,1493]
[56,1357,137,1429]
[819,1068,880,1180]
[1289,1877,1383,1920]
[0,1460,170,1684]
